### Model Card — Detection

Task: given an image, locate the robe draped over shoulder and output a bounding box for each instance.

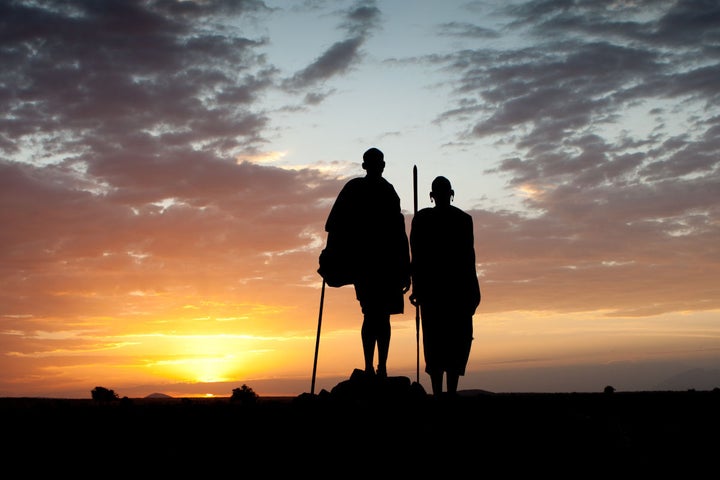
[323,176,410,315]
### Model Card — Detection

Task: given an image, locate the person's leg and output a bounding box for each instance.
[375,313,391,378]
[447,372,460,396]
[430,371,444,397]
[361,314,376,375]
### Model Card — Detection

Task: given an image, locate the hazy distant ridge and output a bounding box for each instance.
[653,368,720,391]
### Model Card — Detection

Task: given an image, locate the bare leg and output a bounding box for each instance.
[376,314,390,377]
[430,371,444,397]
[447,372,460,396]
[361,315,375,375]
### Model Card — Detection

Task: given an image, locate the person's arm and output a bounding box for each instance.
[409,213,424,305]
[465,213,481,311]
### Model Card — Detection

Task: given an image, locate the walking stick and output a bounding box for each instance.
[310,278,326,395]
[413,165,419,384]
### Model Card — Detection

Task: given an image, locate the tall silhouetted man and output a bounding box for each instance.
[322,147,411,378]
[410,176,480,396]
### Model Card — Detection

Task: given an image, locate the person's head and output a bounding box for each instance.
[430,176,454,206]
[362,147,385,178]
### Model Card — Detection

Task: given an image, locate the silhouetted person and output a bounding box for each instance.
[410,176,480,397]
[323,147,411,378]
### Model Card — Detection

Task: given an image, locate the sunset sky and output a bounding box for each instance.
[2,0,719,399]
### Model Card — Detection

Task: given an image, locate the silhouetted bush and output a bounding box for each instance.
[603,385,615,394]
[230,384,258,405]
[91,386,120,402]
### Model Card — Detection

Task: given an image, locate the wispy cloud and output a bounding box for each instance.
[429,0,720,316]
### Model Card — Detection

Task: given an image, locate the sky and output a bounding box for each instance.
[1,0,719,399]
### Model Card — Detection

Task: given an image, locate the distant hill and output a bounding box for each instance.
[654,367,720,391]
[458,388,495,396]
[144,392,172,399]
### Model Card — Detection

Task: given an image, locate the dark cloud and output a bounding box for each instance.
[153,0,271,17]
[427,1,720,317]
[282,1,380,91]
[0,0,352,328]
[304,90,334,105]
[343,2,381,37]
[650,0,720,48]
[0,0,277,160]
[437,21,500,39]
[436,1,720,183]
[449,40,665,143]
[283,37,364,90]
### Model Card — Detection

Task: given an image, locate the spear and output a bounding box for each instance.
[413,165,419,384]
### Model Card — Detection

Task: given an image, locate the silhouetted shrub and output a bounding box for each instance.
[231,384,258,405]
[91,386,120,402]
[603,385,615,394]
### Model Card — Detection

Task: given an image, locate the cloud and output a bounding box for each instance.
[0,0,352,336]
[283,37,365,90]
[437,21,501,39]
[3,0,718,326]
[282,1,380,90]
[423,0,720,317]
[0,0,278,159]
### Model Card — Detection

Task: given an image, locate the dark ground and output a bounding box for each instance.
[3,376,719,476]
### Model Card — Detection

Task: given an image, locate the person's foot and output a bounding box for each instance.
[376,365,387,379]
[364,366,375,377]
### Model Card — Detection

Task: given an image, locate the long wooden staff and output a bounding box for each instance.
[413,165,419,384]
[310,279,326,395]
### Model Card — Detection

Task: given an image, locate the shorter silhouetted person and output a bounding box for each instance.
[410,176,480,397]
[321,147,411,378]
